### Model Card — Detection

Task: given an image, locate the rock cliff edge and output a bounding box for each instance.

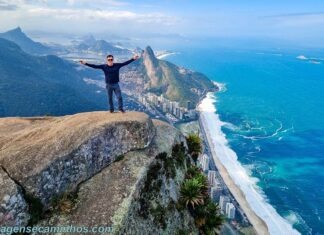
[0,111,198,234]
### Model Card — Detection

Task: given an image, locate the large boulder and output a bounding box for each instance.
[0,111,155,207]
[0,112,199,234]
[35,120,198,235]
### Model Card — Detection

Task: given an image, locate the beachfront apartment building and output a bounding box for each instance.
[137,93,198,122]
[208,170,217,186]
[226,203,236,219]
[198,154,209,172]
[210,185,223,202]
[219,195,230,212]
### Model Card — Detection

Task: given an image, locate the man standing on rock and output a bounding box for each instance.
[80,54,139,113]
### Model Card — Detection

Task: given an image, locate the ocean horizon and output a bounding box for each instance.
[166,47,324,235]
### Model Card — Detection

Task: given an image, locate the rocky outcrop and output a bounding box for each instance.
[0,111,198,234]
[35,119,198,234]
[0,112,154,208]
[0,167,29,226]
[114,120,197,234]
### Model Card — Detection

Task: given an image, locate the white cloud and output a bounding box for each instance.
[0,3,181,36]
[262,12,324,27]
[66,0,129,7]
[6,0,47,5]
[0,0,18,10]
[26,7,179,25]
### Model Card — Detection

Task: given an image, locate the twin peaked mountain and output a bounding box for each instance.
[140,46,216,106]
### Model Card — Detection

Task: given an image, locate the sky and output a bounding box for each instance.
[1,0,324,48]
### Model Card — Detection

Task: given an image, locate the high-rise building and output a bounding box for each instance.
[162,103,167,113]
[219,195,230,212]
[210,185,222,202]
[208,170,217,186]
[226,203,236,219]
[200,154,209,172]
[179,110,184,119]
[176,107,180,117]
[172,102,178,116]
[154,95,158,105]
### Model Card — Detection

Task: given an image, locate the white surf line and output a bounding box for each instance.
[198,92,300,235]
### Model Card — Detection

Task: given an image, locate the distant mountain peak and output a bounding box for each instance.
[138,45,217,106]
[5,26,25,36]
[144,46,155,57]
[143,46,158,65]
[12,26,22,32]
[0,26,50,55]
[82,34,95,40]
[81,34,96,45]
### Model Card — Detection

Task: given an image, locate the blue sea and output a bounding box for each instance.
[166,46,324,234]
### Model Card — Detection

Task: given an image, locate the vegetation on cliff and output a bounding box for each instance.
[179,133,224,235]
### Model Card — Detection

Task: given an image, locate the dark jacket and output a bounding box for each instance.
[85,58,135,84]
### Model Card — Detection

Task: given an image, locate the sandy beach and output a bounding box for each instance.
[201,120,270,235]
[199,113,270,235]
[156,52,177,59]
[197,92,300,235]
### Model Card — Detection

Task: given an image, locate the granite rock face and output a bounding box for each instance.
[0,112,198,234]
[114,120,198,235]
[0,167,29,226]
[36,120,198,234]
[0,112,154,206]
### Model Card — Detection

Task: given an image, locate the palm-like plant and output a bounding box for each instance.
[172,142,187,166]
[186,133,202,163]
[180,178,205,209]
[194,173,209,197]
[200,200,224,234]
[190,200,224,234]
[186,165,202,179]
[193,204,207,228]
[195,216,207,228]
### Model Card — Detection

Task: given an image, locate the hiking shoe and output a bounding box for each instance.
[119,109,125,113]
[110,110,114,113]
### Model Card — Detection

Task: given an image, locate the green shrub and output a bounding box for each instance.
[193,173,209,197]
[179,135,224,234]
[50,191,78,214]
[197,199,224,235]
[172,142,187,167]
[186,133,202,163]
[186,165,202,179]
[180,178,205,209]
[150,203,167,229]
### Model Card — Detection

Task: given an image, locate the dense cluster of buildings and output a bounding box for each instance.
[198,154,237,219]
[137,93,198,122]
[219,195,236,219]
[198,154,250,227]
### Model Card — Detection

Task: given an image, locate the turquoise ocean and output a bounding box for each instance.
[166,46,324,234]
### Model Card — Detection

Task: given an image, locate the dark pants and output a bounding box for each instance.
[106,83,123,111]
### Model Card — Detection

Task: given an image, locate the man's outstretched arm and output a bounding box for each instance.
[118,55,139,67]
[79,60,103,69]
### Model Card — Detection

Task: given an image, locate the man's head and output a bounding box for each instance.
[106,55,114,66]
